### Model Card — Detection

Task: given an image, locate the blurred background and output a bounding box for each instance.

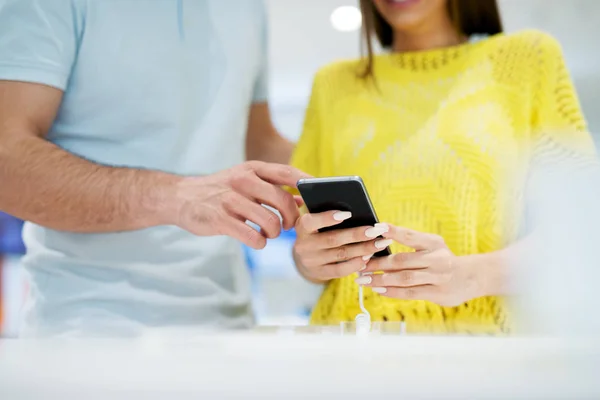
[1,0,599,337]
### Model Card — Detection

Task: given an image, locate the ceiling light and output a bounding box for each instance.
[330,5,362,32]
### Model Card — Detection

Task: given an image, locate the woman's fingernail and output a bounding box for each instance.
[333,211,352,221]
[375,223,390,233]
[375,239,393,249]
[365,226,387,238]
[372,287,387,294]
[355,276,372,285]
[359,264,367,271]
[362,254,374,261]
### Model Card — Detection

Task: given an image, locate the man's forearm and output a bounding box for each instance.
[245,103,295,165]
[247,133,294,165]
[0,135,180,232]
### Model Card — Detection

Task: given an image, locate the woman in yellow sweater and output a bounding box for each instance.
[290,0,597,334]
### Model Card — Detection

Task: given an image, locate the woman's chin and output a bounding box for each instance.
[385,16,429,34]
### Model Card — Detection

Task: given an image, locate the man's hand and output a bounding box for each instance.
[0,81,309,241]
[172,161,309,249]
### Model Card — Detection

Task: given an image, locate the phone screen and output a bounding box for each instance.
[297,176,390,257]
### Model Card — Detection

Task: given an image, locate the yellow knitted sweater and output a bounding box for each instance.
[290,30,597,334]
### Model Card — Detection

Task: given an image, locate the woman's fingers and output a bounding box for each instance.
[317,237,392,264]
[319,257,367,281]
[295,253,367,283]
[367,285,438,302]
[297,212,390,248]
[297,225,392,265]
[379,224,446,251]
[293,213,392,282]
[364,251,430,272]
[356,269,438,288]
[295,220,457,284]
[313,224,390,250]
[296,210,352,234]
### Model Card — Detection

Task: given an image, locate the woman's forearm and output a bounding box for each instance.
[462,234,538,298]
[462,251,509,298]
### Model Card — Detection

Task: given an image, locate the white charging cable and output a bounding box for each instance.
[355,282,371,335]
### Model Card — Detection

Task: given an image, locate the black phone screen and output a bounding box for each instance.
[297,176,391,257]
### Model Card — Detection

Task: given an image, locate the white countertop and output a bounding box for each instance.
[1,331,599,399]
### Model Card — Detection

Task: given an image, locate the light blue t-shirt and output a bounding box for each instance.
[0,0,269,337]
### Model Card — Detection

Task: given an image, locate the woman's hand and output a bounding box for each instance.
[358,224,485,307]
[293,212,394,284]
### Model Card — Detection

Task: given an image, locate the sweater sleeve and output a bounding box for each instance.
[530,33,597,168]
[525,33,599,232]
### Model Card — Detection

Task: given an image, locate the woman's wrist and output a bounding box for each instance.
[460,250,509,298]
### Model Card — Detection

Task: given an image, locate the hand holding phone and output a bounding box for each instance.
[293,177,393,283]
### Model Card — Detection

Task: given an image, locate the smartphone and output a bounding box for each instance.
[296,176,391,258]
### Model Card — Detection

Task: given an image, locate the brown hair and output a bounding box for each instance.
[359,0,504,78]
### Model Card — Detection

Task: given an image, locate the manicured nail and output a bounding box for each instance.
[374,223,390,232]
[365,226,387,238]
[362,272,373,276]
[359,265,367,271]
[362,254,374,261]
[355,276,372,285]
[372,287,387,294]
[375,239,393,249]
[333,211,352,221]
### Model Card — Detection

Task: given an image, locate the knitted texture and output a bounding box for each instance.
[290,30,597,335]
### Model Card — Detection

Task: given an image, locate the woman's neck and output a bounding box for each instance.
[392,19,465,53]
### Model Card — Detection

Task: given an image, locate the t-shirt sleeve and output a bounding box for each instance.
[0,0,79,90]
[251,1,269,103]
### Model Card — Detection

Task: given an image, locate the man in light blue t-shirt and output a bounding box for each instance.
[0,0,308,337]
